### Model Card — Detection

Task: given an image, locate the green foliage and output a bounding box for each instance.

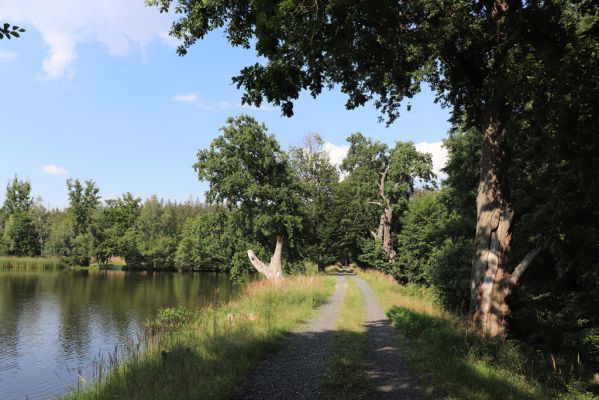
[43,212,74,259]
[326,173,379,264]
[2,176,33,216]
[69,233,95,266]
[342,133,435,213]
[429,237,473,314]
[100,193,141,259]
[176,207,255,275]
[393,191,448,285]
[145,306,195,334]
[357,239,389,273]
[2,212,38,256]
[288,133,340,267]
[330,133,434,269]
[0,23,25,40]
[194,115,304,269]
[1,177,38,256]
[67,179,100,236]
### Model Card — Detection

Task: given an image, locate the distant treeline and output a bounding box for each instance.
[0,178,213,271]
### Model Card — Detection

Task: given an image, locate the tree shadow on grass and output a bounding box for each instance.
[387,306,545,400]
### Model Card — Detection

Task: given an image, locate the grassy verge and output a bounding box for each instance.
[0,256,66,269]
[65,275,335,400]
[359,269,554,400]
[321,277,373,400]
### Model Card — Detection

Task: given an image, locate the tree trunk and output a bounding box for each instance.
[470,103,541,336]
[317,261,325,273]
[374,165,396,260]
[382,207,396,260]
[376,212,385,241]
[247,235,284,281]
[470,101,513,336]
[469,0,538,337]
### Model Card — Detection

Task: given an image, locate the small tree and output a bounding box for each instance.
[194,115,302,280]
[1,176,38,256]
[67,179,100,236]
[66,179,100,264]
[2,213,38,256]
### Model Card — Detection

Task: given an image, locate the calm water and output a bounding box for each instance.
[0,268,248,400]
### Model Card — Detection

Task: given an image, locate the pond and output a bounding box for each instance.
[0,268,250,399]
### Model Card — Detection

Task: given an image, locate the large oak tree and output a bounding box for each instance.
[194,115,303,280]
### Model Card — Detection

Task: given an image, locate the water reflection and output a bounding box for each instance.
[0,268,248,400]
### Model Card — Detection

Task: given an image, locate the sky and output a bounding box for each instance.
[0,0,451,209]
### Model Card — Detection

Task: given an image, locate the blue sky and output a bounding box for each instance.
[0,0,451,209]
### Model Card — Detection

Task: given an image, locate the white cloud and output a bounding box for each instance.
[415,141,448,180]
[323,142,349,167]
[0,51,18,62]
[321,140,448,181]
[41,164,68,176]
[173,92,198,103]
[0,0,174,79]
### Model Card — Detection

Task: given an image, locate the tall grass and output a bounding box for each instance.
[0,256,66,270]
[359,269,554,400]
[65,275,335,400]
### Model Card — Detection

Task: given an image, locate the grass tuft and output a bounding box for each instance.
[321,278,373,400]
[64,275,335,400]
[0,256,66,269]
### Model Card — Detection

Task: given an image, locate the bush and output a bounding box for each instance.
[430,237,472,313]
[393,191,448,285]
[357,238,391,273]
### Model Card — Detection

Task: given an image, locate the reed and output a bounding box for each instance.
[64,275,335,400]
[0,256,66,270]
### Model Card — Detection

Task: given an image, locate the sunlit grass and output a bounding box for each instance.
[65,275,335,400]
[321,277,372,400]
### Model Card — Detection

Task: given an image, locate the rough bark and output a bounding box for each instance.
[247,235,284,281]
[470,0,535,337]
[470,98,514,335]
[382,207,395,260]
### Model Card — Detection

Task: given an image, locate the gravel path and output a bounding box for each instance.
[351,275,422,399]
[232,275,347,400]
